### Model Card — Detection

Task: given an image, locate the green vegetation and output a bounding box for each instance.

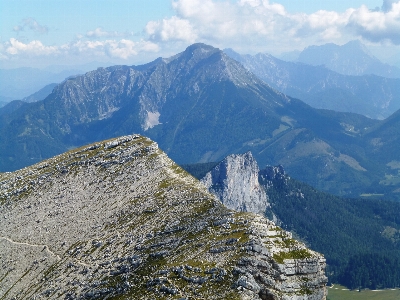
[340,254,400,290]
[266,175,400,288]
[380,173,400,186]
[181,162,220,180]
[327,284,400,300]
[273,249,313,264]
[181,161,400,289]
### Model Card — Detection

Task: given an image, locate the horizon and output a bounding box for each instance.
[1,0,399,69]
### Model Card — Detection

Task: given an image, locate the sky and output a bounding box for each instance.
[0,0,399,69]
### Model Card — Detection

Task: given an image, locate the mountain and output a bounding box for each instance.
[0,95,13,108]
[0,135,327,299]
[364,109,400,165]
[297,40,400,78]
[277,50,300,62]
[21,83,58,103]
[195,153,400,288]
[0,100,26,116]
[0,43,398,199]
[0,42,293,172]
[224,48,400,119]
[0,67,83,104]
[0,83,56,115]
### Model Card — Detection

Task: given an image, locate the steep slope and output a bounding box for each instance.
[364,108,400,161]
[21,83,58,103]
[197,153,400,287]
[0,100,25,116]
[0,43,290,171]
[201,152,268,214]
[224,48,400,119]
[0,135,327,299]
[297,40,400,78]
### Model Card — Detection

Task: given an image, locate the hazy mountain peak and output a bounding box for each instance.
[223,48,243,61]
[186,42,218,53]
[342,40,371,54]
[297,40,400,77]
[225,47,400,119]
[176,43,220,64]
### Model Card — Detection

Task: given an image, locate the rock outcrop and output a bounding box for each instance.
[259,165,287,188]
[201,152,269,215]
[0,136,327,299]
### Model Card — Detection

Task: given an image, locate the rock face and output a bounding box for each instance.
[201,152,269,215]
[0,136,326,299]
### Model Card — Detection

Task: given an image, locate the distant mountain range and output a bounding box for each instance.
[1,43,400,200]
[20,83,58,103]
[224,48,400,119]
[0,83,59,112]
[0,67,82,102]
[297,40,400,78]
[0,62,113,106]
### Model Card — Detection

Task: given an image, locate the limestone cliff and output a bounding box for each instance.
[201,152,269,215]
[0,136,326,299]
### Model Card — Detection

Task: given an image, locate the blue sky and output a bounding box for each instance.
[1,0,399,68]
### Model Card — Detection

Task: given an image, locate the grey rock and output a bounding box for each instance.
[237,274,261,293]
[0,135,326,299]
[201,152,269,214]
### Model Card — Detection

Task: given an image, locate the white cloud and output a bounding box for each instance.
[5,38,58,56]
[68,39,159,59]
[146,16,197,42]
[3,0,399,66]
[0,38,159,61]
[13,18,48,34]
[106,39,138,59]
[347,2,400,44]
[144,0,400,49]
[86,28,123,38]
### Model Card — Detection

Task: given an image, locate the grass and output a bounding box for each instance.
[273,249,313,264]
[360,193,385,198]
[327,284,400,300]
[380,174,400,186]
[273,124,290,137]
[387,161,400,169]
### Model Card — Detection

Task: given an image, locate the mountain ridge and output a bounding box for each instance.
[197,152,400,287]
[297,40,400,78]
[1,43,399,200]
[0,135,327,299]
[224,48,400,119]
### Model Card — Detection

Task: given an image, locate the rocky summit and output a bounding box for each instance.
[0,135,327,299]
[201,152,269,215]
